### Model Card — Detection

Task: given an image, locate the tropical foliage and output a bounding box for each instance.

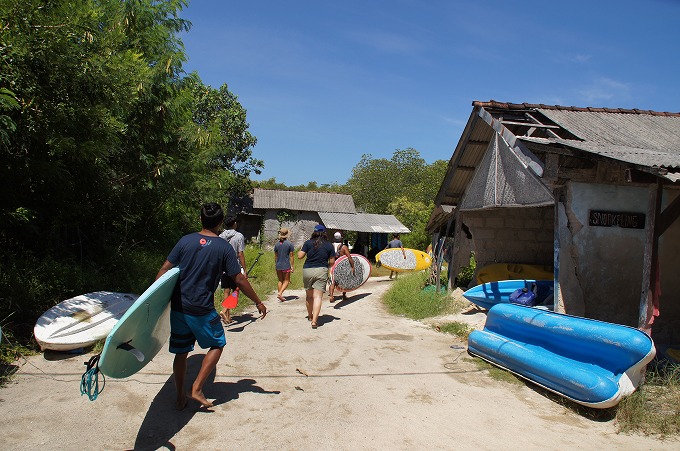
[0,0,446,349]
[345,148,446,215]
[0,0,260,334]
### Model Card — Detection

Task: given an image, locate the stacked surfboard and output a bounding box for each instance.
[34,291,138,351]
[476,263,553,284]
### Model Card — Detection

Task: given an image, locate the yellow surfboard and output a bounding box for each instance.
[376,248,432,272]
[476,263,553,284]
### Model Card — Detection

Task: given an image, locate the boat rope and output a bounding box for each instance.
[80,354,105,401]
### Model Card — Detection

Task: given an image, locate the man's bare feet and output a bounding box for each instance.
[190,389,214,408]
[277,294,285,302]
[176,393,188,411]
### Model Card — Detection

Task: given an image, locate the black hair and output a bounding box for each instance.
[224,216,238,228]
[311,230,327,249]
[201,203,224,229]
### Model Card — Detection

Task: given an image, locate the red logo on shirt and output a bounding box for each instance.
[199,238,207,246]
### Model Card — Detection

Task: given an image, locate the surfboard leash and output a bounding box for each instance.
[80,354,105,401]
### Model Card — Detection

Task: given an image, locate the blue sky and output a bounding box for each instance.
[178,0,680,187]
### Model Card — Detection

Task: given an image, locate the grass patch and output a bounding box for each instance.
[370,264,393,278]
[464,354,680,436]
[0,326,36,386]
[382,272,459,320]
[469,357,524,385]
[214,245,304,314]
[437,321,474,340]
[616,362,680,437]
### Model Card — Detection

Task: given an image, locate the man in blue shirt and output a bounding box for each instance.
[156,203,267,410]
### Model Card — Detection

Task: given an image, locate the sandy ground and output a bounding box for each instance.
[0,276,676,450]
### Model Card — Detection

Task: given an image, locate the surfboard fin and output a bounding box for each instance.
[117,341,145,362]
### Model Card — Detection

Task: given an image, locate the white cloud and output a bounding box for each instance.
[577,77,631,104]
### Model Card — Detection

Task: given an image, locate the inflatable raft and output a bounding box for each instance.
[467,304,656,408]
[463,279,554,310]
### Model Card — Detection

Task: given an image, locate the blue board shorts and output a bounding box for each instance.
[169,310,226,354]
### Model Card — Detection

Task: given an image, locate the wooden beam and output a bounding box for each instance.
[639,181,662,332]
[499,120,561,129]
[457,165,476,172]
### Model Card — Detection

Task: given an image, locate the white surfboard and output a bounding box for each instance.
[34,291,138,351]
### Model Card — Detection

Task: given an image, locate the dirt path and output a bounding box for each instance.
[0,276,675,450]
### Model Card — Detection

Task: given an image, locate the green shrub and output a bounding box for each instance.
[383,272,456,319]
[455,251,476,287]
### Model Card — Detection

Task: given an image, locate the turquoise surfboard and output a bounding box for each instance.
[98,268,179,378]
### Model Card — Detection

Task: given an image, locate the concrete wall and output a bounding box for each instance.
[559,182,647,327]
[261,210,321,250]
[463,206,554,275]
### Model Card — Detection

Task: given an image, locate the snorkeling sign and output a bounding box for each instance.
[588,210,645,229]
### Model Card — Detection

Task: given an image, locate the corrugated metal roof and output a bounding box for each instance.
[521,137,680,169]
[434,100,680,210]
[253,189,356,213]
[425,204,455,232]
[318,212,410,233]
[536,108,680,169]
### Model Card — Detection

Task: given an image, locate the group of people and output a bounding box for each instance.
[274,225,354,327]
[156,202,399,410]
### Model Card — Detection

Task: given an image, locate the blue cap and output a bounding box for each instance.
[314,224,326,232]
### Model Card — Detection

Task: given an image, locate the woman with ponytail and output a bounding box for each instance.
[297,224,336,329]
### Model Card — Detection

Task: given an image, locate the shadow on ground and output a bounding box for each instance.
[224,313,262,333]
[332,292,372,309]
[132,354,280,450]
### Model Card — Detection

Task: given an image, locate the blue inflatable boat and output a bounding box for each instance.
[463,279,554,310]
[468,304,656,408]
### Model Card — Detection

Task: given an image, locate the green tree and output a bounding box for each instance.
[0,0,192,252]
[346,148,445,214]
[387,196,432,250]
[0,0,262,333]
[168,76,262,219]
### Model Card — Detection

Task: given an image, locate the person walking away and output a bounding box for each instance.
[274,228,295,301]
[218,216,246,325]
[298,224,335,329]
[329,232,354,303]
[385,233,406,279]
[155,203,267,410]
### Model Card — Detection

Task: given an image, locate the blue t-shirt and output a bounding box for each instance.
[274,239,295,270]
[301,239,335,269]
[387,239,403,249]
[167,232,242,315]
